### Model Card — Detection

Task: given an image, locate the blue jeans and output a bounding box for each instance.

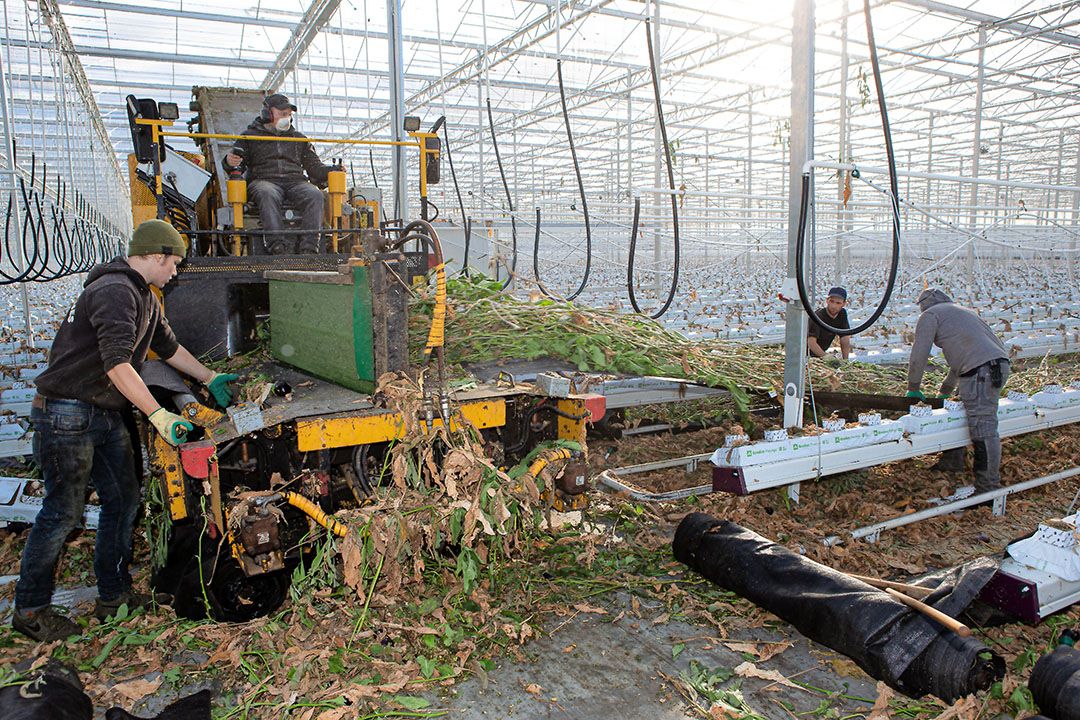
[248,179,325,254]
[16,399,140,609]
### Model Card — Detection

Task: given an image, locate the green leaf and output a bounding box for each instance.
[328,648,346,675]
[392,695,431,710]
[671,642,686,660]
[455,546,481,594]
[417,655,438,679]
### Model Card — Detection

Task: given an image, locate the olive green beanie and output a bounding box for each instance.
[128,219,187,257]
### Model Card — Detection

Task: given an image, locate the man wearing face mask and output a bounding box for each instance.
[223,93,332,254]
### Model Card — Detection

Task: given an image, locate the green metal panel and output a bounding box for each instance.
[268,268,375,393]
[351,266,375,387]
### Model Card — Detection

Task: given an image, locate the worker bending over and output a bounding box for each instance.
[906,288,1009,494]
[224,93,333,254]
[807,286,851,360]
[12,220,239,642]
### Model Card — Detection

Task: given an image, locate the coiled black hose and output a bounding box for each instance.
[485,98,519,289]
[796,0,899,337]
[627,18,680,320]
[1,149,123,284]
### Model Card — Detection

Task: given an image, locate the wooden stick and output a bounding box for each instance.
[848,573,934,600]
[885,587,972,637]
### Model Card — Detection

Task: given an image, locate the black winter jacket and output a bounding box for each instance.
[225,117,331,186]
[35,258,179,410]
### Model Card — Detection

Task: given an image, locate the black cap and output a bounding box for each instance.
[264,93,297,111]
[827,286,847,300]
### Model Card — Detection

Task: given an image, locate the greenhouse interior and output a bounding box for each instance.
[1,1,1079,718]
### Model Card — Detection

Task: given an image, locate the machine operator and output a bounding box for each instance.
[807,286,852,360]
[905,288,1010,495]
[224,93,333,255]
[12,220,239,642]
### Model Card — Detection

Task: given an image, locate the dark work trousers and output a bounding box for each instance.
[248,179,325,254]
[15,398,140,610]
[959,361,1011,492]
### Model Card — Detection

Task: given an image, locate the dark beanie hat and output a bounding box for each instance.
[128,219,186,257]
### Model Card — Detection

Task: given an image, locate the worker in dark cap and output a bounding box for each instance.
[224,93,334,254]
[807,286,851,360]
[906,288,1010,494]
[12,220,239,642]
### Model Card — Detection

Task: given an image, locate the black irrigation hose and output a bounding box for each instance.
[626,18,680,320]
[368,149,379,189]
[532,60,592,301]
[439,118,473,275]
[0,149,123,285]
[796,0,900,337]
[486,98,519,289]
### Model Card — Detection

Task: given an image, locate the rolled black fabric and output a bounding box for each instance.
[673,513,1003,701]
[1029,647,1080,719]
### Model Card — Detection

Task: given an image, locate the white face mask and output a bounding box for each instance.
[274,116,292,132]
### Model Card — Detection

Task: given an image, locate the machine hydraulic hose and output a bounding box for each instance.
[627,18,681,320]
[283,492,348,538]
[486,98,519,289]
[796,0,900,337]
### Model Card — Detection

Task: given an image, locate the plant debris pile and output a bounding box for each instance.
[408,276,1080,418]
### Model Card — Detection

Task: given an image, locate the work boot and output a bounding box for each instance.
[972,440,1001,494]
[930,447,965,473]
[266,241,288,255]
[12,606,81,642]
[95,591,151,621]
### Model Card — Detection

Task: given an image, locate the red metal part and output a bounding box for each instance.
[581,393,606,423]
[179,440,217,478]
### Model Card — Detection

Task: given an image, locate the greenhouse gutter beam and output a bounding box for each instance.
[895,0,1080,49]
[714,404,1080,497]
[260,0,343,93]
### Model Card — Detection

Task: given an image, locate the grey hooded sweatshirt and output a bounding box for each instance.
[907,289,1007,395]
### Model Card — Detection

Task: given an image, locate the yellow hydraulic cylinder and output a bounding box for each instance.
[226,175,247,255]
[327,167,347,253]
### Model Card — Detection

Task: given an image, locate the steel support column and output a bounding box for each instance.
[782,0,814,430]
[966,26,986,294]
[386,0,407,220]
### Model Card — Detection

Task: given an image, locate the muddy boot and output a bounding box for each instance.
[972,440,1000,494]
[930,447,965,473]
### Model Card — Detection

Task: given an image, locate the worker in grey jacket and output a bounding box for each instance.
[906,288,1009,493]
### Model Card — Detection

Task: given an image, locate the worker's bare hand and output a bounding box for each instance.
[225,152,242,168]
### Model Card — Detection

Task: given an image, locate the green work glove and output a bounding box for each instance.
[905,390,926,401]
[205,372,240,407]
[149,408,194,446]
